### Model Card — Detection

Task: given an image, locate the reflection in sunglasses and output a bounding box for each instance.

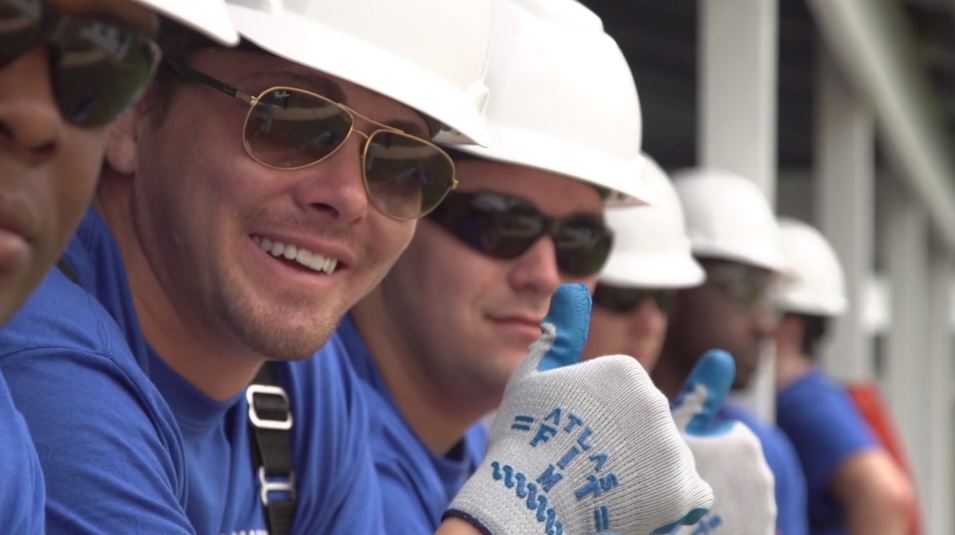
[165,60,458,219]
[428,191,613,277]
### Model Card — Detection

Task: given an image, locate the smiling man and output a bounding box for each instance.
[341,1,713,533]
[0,0,236,532]
[0,0,494,532]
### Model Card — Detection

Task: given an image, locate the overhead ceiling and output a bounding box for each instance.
[579,0,955,171]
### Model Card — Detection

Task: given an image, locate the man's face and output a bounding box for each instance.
[370,159,604,403]
[664,258,777,388]
[585,287,671,371]
[0,0,155,324]
[122,47,421,359]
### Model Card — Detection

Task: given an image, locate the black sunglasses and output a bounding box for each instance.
[592,283,675,315]
[164,60,457,221]
[427,191,613,277]
[0,0,160,128]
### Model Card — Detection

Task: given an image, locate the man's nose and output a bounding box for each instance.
[0,49,64,165]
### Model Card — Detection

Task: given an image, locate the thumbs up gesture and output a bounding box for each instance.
[447,284,714,535]
[669,350,777,535]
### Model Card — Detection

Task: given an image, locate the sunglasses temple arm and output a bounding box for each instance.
[163,59,256,105]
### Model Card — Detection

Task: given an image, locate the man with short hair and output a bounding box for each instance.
[775,218,915,535]
[0,0,236,531]
[342,2,713,534]
[0,1,712,534]
[0,1,494,532]
[583,155,704,369]
[653,169,810,535]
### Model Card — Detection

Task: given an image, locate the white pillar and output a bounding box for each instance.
[813,50,876,382]
[925,239,953,535]
[698,0,779,422]
[882,180,930,502]
[699,0,778,199]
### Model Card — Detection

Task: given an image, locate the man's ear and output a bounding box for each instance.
[105,101,148,175]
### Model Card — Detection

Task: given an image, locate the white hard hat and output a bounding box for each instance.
[139,0,238,44]
[673,168,787,273]
[776,218,848,317]
[456,0,649,205]
[600,155,705,288]
[225,0,491,146]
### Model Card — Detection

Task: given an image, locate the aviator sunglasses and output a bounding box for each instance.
[0,0,161,128]
[165,60,457,220]
[427,191,614,277]
[592,283,675,315]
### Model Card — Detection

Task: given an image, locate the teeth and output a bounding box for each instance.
[252,235,340,274]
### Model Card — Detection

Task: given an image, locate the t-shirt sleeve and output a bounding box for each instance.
[778,374,880,494]
[2,347,195,534]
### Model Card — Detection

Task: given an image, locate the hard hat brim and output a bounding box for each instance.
[455,124,652,206]
[600,251,706,289]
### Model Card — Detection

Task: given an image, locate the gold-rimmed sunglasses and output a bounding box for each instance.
[164,60,457,220]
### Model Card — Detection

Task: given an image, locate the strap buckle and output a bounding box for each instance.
[258,466,296,506]
[246,384,293,431]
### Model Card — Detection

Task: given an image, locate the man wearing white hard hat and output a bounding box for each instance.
[653,169,810,535]
[774,218,915,535]
[0,0,235,532]
[343,2,713,534]
[0,1,501,533]
[583,157,778,535]
[583,156,705,369]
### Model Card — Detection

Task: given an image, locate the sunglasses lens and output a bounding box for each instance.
[554,216,612,277]
[594,285,674,315]
[594,284,640,314]
[51,20,159,127]
[0,0,47,66]
[363,131,455,219]
[429,192,542,258]
[244,88,352,169]
[654,290,675,314]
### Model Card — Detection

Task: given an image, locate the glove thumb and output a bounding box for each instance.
[511,283,592,382]
[671,350,736,435]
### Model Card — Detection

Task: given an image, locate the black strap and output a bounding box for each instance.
[57,256,298,533]
[247,363,297,535]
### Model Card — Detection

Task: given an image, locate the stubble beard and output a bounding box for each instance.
[211,274,341,361]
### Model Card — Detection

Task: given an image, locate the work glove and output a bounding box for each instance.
[446,283,713,535]
[668,350,776,535]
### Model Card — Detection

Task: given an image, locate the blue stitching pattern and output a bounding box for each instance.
[489,461,564,535]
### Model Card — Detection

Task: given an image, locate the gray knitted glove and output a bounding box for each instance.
[670,351,776,535]
[446,284,713,534]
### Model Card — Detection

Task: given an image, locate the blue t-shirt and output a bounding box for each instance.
[777,368,879,535]
[0,371,44,533]
[0,209,383,534]
[335,314,486,534]
[715,402,808,535]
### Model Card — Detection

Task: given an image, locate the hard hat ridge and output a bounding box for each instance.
[454,0,650,205]
[776,218,848,317]
[600,155,705,288]
[673,168,788,273]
